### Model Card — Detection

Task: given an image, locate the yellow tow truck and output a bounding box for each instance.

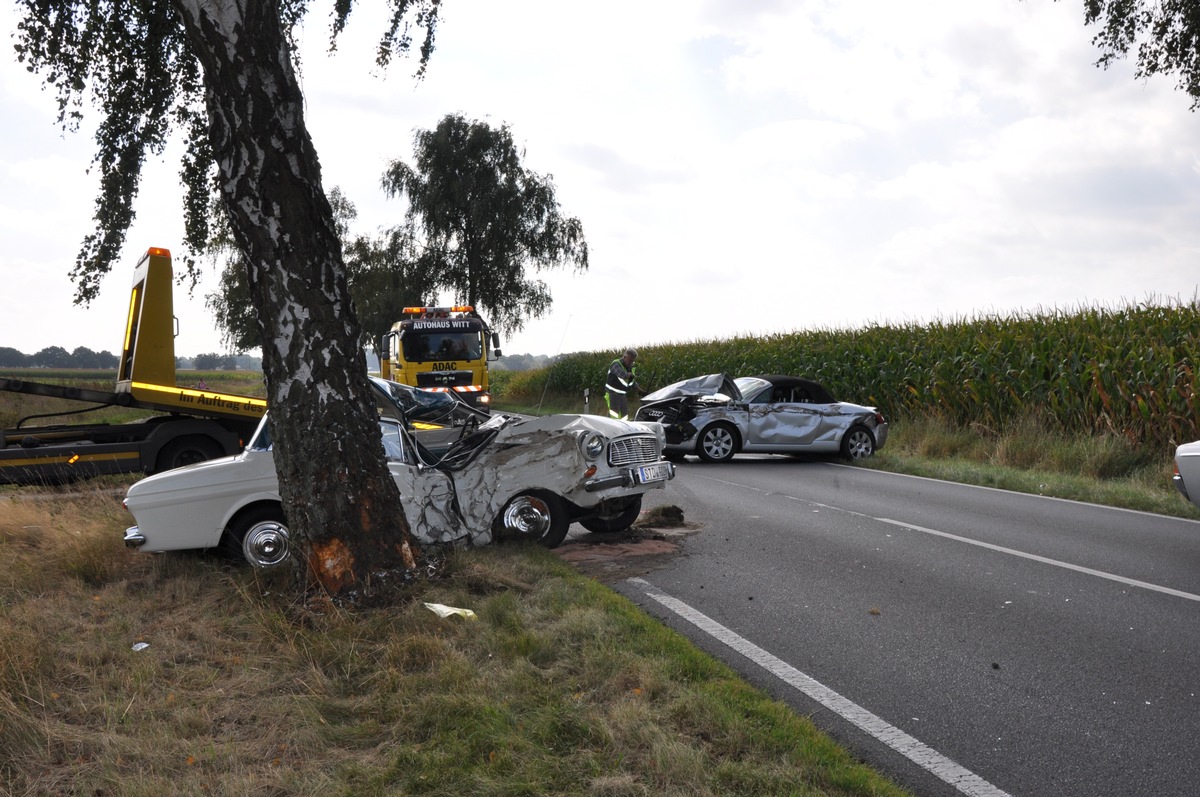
[379,305,502,412]
[0,247,266,484]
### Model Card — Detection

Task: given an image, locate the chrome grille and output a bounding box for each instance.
[609,435,660,467]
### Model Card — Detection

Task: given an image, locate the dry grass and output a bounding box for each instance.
[1,487,912,797]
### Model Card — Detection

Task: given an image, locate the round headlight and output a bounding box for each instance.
[581,432,605,461]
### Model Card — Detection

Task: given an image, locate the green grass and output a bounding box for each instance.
[1,487,914,797]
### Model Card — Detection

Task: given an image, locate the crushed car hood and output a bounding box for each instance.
[641,374,741,403]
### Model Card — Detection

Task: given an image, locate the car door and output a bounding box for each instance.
[744,383,826,451]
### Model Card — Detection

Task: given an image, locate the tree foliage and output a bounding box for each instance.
[0,347,29,368]
[1082,0,1200,109]
[345,224,443,354]
[382,113,589,337]
[207,115,588,353]
[13,0,439,302]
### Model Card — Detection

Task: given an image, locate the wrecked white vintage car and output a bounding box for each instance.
[123,409,675,566]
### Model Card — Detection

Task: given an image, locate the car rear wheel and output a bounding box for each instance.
[696,423,738,463]
[493,491,571,548]
[222,506,291,568]
[840,425,876,460]
[580,496,643,534]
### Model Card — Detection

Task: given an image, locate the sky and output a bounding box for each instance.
[3,1,1200,361]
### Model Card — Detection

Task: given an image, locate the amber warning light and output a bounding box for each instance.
[403,305,475,316]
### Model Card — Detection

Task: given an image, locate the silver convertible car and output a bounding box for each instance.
[124,409,675,566]
[634,373,888,463]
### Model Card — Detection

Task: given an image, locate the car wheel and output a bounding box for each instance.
[696,423,738,463]
[664,452,686,463]
[840,425,876,460]
[222,505,291,568]
[580,496,643,534]
[155,435,224,473]
[493,491,571,548]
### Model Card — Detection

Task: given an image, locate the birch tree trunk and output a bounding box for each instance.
[171,0,419,596]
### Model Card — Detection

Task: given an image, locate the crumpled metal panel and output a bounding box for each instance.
[397,414,660,547]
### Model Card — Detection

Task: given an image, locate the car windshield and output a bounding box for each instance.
[402,332,482,363]
[246,416,272,451]
[371,377,477,426]
[734,377,771,403]
[245,414,411,464]
[377,379,456,413]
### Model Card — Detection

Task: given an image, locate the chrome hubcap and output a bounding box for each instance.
[501,495,552,536]
[242,521,290,568]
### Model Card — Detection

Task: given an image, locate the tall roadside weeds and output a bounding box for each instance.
[1,485,913,797]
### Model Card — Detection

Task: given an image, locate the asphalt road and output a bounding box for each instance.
[615,456,1200,797]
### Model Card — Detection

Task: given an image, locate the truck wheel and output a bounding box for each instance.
[155,436,224,473]
[580,496,643,533]
[222,506,291,568]
[493,491,571,548]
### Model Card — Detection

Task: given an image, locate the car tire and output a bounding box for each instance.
[664,452,686,463]
[840,425,876,461]
[222,505,291,568]
[580,496,643,534]
[696,423,738,463]
[493,490,571,548]
[155,435,224,473]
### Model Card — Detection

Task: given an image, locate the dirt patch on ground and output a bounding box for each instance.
[555,505,700,583]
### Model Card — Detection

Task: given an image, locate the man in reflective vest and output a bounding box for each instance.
[605,348,639,420]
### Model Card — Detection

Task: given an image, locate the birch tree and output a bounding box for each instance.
[14,0,442,599]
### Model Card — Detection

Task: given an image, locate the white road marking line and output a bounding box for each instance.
[876,518,1200,603]
[696,471,1200,603]
[627,577,1013,797]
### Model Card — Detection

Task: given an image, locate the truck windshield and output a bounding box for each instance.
[403,332,481,363]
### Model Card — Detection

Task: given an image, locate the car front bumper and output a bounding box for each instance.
[584,461,675,492]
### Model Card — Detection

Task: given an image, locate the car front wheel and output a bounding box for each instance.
[840,425,876,461]
[493,491,571,548]
[696,423,738,463]
[223,505,291,568]
[580,496,643,534]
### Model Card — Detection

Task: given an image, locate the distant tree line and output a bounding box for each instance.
[0,346,261,371]
[184,353,262,371]
[0,346,118,369]
[492,353,557,372]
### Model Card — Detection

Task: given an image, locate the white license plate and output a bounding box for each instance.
[637,463,670,484]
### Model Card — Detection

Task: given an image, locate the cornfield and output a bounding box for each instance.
[499,299,1200,450]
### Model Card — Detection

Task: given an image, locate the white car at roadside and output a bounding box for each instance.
[1174,439,1200,512]
[124,410,675,566]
